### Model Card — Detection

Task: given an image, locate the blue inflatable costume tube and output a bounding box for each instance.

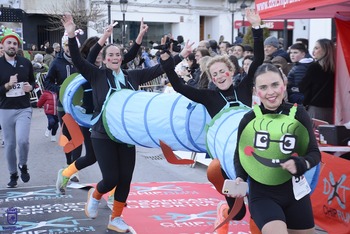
[61,74,320,192]
[61,74,93,128]
[103,89,210,152]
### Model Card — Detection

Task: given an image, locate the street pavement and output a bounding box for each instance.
[0,108,328,234]
[0,107,208,190]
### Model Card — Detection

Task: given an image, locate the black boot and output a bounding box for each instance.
[7,173,19,188]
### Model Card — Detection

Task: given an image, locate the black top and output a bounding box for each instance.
[160,28,264,118]
[68,37,165,139]
[0,56,35,109]
[81,41,141,114]
[299,62,334,108]
[45,52,78,94]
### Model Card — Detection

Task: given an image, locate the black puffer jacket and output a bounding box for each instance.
[287,58,314,94]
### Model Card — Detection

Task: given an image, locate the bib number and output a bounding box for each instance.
[292,175,311,200]
[6,82,25,97]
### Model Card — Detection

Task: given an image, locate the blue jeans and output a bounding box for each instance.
[47,114,59,136]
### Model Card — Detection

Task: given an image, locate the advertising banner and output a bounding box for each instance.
[311,152,350,234]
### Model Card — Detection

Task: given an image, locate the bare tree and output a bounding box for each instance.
[42,0,106,31]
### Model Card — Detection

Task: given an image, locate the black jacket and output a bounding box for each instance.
[45,51,78,94]
[81,41,141,114]
[299,62,334,108]
[0,56,35,109]
[287,58,314,94]
[160,28,264,118]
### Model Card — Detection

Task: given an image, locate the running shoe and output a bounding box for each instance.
[7,173,18,188]
[56,168,69,195]
[107,215,130,233]
[85,188,100,218]
[51,135,56,142]
[45,128,50,137]
[18,164,30,183]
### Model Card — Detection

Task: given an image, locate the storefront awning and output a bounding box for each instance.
[255,0,350,20]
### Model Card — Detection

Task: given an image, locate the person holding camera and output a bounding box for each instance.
[178,53,199,85]
[153,33,182,54]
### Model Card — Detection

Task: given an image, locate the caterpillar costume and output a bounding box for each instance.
[61,74,320,191]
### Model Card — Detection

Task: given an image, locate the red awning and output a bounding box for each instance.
[334,13,350,124]
[255,0,350,20]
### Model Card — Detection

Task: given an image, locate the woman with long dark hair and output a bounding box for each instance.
[299,38,335,123]
[233,63,321,234]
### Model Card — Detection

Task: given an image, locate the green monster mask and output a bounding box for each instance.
[239,104,309,185]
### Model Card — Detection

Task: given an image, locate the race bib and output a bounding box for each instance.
[6,82,25,97]
[292,175,311,200]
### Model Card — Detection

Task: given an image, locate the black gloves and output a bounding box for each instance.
[289,156,308,177]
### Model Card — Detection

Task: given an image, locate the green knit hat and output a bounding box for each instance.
[0,26,23,45]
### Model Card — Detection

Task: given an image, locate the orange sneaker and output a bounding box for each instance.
[215,201,229,234]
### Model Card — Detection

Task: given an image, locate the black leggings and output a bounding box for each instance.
[58,110,82,165]
[249,180,314,230]
[92,138,136,202]
[75,126,96,170]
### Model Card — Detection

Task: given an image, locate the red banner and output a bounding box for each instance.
[122,182,251,234]
[334,14,350,125]
[311,152,350,234]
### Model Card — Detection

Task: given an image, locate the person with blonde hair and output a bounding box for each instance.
[197,55,211,89]
[159,9,265,234]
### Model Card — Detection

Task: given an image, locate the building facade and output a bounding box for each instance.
[0,0,333,52]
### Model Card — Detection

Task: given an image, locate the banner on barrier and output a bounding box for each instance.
[311,152,350,234]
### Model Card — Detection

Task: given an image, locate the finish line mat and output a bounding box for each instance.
[123,182,250,234]
[0,185,113,234]
[0,182,251,234]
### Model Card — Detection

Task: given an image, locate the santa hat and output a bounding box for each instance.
[0,25,24,45]
[62,29,84,48]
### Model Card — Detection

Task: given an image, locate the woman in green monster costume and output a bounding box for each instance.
[233,63,321,234]
[160,9,265,234]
